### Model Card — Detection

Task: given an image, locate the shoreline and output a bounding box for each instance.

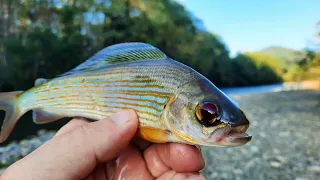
[283,80,320,91]
[221,80,320,95]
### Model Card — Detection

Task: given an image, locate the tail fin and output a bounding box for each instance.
[0,91,24,143]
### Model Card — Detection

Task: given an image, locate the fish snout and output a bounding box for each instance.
[211,111,252,147]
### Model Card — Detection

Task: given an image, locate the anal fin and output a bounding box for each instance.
[32,109,63,124]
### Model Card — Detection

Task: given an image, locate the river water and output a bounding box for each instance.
[220,83,306,95]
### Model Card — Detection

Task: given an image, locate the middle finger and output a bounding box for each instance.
[105,144,154,179]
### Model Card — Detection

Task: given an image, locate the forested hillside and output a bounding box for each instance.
[259,46,307,66]
[257,46,320,81]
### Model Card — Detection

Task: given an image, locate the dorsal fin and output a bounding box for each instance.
[61,42,167,76]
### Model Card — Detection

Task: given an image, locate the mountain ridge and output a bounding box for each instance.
[257,46,307,66]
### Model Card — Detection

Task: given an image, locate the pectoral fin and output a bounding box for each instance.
[136,127,171,143]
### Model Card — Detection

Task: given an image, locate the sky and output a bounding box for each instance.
[177,0,320,57]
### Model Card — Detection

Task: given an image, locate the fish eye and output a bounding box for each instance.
[195,101,220,127]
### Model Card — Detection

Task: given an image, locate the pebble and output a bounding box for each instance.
[220,173,229,179]
[273,148,280,154]
[309,165,320,173]
[279,131,290,137]
[234,169,243,175]
[208,172,219,179]
[271,121,279,127]
[250,146,259,153]
[259,131,267,138]
[295,177,308,180]
[270,161,282,168]
[244,159,256,169]
[276,155,288,164]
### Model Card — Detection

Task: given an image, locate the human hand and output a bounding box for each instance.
[1,110,206,180]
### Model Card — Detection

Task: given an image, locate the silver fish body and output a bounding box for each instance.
[0,42,252,146]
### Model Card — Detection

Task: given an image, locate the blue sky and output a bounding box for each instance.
[177,0,320,57]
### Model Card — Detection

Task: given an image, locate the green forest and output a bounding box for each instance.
[0,0,319,144]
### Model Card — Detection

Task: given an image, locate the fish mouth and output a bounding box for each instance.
[211,116,252,147]
[220,123,252,146]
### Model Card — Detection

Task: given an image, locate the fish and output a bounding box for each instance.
[0,42,252,146]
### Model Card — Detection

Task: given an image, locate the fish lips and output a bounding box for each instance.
[210,118,252,147]
[221,124,252,146]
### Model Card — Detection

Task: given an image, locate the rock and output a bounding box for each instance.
[309,165,320,173]
[273,148,280,154]
[220,173,229,179]
[234,169,243,175]
[276,155,288,164]
[259,131,267,138]
[208,172,219,179]
[244,159,256,170]
[279,131,290,137]
[271,121,279,127]
[295,177,308,180]
[270,161,281,168]
[250,146,259,153]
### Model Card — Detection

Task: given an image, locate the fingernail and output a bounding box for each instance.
[110,110,133,125]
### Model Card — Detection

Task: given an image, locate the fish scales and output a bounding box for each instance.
[18,60,195,129]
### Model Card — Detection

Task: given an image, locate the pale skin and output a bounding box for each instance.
[0,110,206,180]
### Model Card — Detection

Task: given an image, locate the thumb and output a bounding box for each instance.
[1,109,139,180]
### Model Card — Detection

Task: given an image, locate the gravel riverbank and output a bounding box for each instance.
[1,90,319,179]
